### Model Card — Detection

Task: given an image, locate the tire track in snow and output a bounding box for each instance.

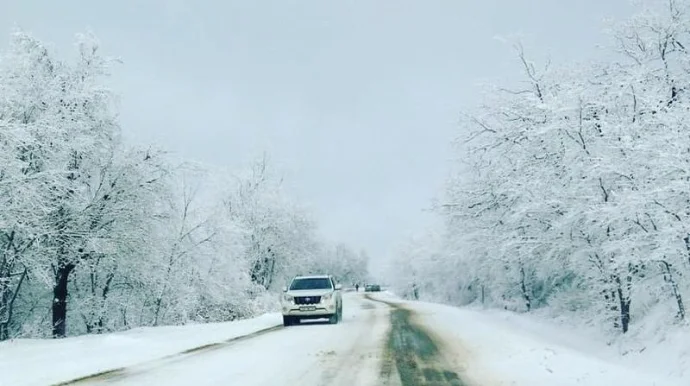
[367,295,470,386]
[313,297,389,386]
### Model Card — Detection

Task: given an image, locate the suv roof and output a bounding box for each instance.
[293,274,331,280]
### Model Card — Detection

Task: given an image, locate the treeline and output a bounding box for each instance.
[0,32,367,340]
[389,0,690,335]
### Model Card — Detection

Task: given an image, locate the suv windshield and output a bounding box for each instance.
[289,278,333,291]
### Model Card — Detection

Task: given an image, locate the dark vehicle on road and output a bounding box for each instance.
[364,284,381,292]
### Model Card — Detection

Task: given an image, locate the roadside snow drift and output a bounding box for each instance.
[0,313,281,386]
[372,293,683,386]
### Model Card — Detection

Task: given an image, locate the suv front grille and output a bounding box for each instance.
[294,296,321,305]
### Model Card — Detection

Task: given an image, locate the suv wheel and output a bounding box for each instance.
[328,313,338,324]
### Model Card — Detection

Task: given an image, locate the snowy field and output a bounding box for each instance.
[1,292,684,386]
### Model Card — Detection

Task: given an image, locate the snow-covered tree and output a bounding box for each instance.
[0,31,370,340]
[0,31,173,337]
[387,0,690,336]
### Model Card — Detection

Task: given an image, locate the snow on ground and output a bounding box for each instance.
[4,291,686,386]
[0,312,282,386]
[615,304,690,380]
[472,304,690,381]
[372,292,685,386]
[67,293,390,386]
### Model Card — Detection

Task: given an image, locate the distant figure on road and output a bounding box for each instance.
[355,283,359,292]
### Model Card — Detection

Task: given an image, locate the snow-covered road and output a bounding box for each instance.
[68,293,413,386]
[4,292,683,386]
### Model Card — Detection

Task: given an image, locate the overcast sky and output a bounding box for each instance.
[2,0,635,262]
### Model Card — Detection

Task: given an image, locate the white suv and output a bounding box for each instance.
[281,275,343,326]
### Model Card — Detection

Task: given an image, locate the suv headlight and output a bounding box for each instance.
[283,294,294,302]
[322,293,333,301]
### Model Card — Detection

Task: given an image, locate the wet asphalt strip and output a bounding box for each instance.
[366,295,467,386]
[53,325,283,385]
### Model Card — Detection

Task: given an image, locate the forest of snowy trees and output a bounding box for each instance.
[0,32,368,340]
[388,0,690,335]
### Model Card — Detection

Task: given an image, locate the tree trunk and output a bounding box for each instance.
[121,307,129,328]
[95,270,116,332]
[0,231,16,341]
[52,262,75,338]
[618,290,631,334]
[265,248,276,290]
[603,289,620,329]
[0,278,10,341]
[153,253,175,326]
[519,265,531,312]
[660,260,685,320]
[0,267,28,340]
[614,274,631,333]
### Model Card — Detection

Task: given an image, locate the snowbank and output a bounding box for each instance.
[372,293,684,386]
[0,313,282,386]
[473,305,690,381]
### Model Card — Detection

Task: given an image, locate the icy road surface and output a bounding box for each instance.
[65,293,468,386]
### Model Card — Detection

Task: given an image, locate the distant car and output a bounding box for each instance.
[364,284,381,292]
[280,275,343,326]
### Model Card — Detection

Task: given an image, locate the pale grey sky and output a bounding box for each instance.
[2,0,634,261]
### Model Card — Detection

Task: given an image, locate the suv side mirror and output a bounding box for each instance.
[282,286,288,292]
[334,284,342,290]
